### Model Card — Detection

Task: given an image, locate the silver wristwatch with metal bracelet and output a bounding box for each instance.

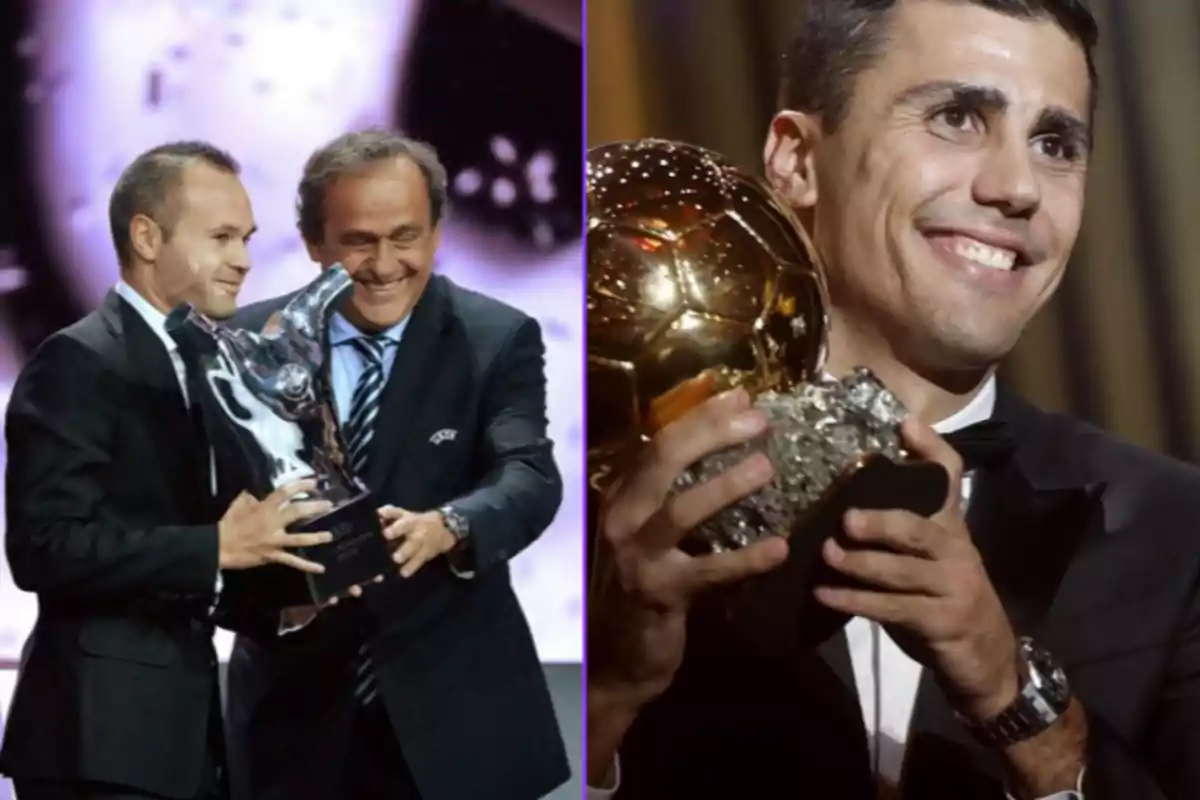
[965,637,1072,748]
[438,504,470,546]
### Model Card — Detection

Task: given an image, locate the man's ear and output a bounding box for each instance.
[763,111,822,210]
[129,214,164,263]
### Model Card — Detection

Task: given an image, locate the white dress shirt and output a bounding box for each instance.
[588,375,1084,798]
[113,281,221,603]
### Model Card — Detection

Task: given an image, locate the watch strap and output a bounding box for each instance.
[963,638,1070,748]
[967,692,1054,747]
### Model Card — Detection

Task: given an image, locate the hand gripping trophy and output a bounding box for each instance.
[166,265,391,607]
[587,139,952,655]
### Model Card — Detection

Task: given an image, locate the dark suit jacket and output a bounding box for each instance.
[0,291,235,799]
[603,385,1200,799]
[223,274,569,800]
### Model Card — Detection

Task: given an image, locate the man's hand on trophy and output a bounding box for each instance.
[814,417,1021,722]
[217,479,337,574]
[380,506,458,579]
[589,386,790,713]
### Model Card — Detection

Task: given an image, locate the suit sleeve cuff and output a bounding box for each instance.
[447,549,477,580]
[586,754,620,798]
[1006,766,1086,800]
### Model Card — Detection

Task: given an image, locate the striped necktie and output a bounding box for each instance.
[346,336,391,477]
[346,334,392,707]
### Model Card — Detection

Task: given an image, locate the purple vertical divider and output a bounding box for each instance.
[578,0,590,796]
[0,657,13,799]
[0,657,11,800]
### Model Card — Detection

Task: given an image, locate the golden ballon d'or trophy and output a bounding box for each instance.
[587,139,951,656]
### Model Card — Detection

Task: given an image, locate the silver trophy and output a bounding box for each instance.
[167,265,391,606]
[672,368,909,552]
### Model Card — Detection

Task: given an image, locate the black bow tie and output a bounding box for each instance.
[942,419,1016,470]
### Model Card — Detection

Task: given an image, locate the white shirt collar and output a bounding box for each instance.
[932,374,997,435]
[114,280,178,353]
[327,310,411,346]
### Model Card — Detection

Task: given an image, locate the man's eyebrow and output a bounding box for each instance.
[388,223,423,237]
[1034,106,1093,151]
[210,223,257,238]
[893,79,1091,149]
[892,80,1009,114]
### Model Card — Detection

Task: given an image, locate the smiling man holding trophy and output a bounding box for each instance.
[587,1,1200,799]
[0,141,335,800]
[216,129,568,800]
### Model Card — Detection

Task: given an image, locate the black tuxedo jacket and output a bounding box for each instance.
[222,274,570,800]
[604,385,1200,799]
[0,291,238,799]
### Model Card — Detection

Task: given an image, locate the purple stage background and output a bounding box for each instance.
[0,4,583,784]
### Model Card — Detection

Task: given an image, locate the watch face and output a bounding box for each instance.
[440,507,465,539]
[1027,642,1071,709]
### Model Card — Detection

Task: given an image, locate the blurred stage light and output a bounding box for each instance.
[25,0,422,308]
[399,0,581,254]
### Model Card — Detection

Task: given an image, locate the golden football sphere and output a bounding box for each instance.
[587,138,830,479]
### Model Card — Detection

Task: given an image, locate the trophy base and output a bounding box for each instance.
[254,491,391,609]
[716,454,950,658]
[291,490,392,605]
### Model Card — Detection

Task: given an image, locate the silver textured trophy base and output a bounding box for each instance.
[672,367,909,552]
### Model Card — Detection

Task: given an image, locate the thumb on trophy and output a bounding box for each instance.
[899,416,965,511]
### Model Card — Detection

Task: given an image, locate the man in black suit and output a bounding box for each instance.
[224,129,569,800]
[587,1,1200,798]
[0,141,334,800]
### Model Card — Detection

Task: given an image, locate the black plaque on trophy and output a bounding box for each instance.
[166,266,392,608]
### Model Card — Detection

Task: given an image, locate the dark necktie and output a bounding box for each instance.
[346,336,391,477]
[942,419,1015,471]
[346,335,392,708]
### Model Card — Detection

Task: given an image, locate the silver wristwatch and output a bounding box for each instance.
[438,504,470,545]
[965,637,1071,748]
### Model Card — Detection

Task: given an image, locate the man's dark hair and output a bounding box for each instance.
[779,0,1099,130]
[296,128,449,246]
[108,140,241,268]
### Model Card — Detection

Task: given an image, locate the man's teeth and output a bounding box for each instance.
[953,238,1017,271]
